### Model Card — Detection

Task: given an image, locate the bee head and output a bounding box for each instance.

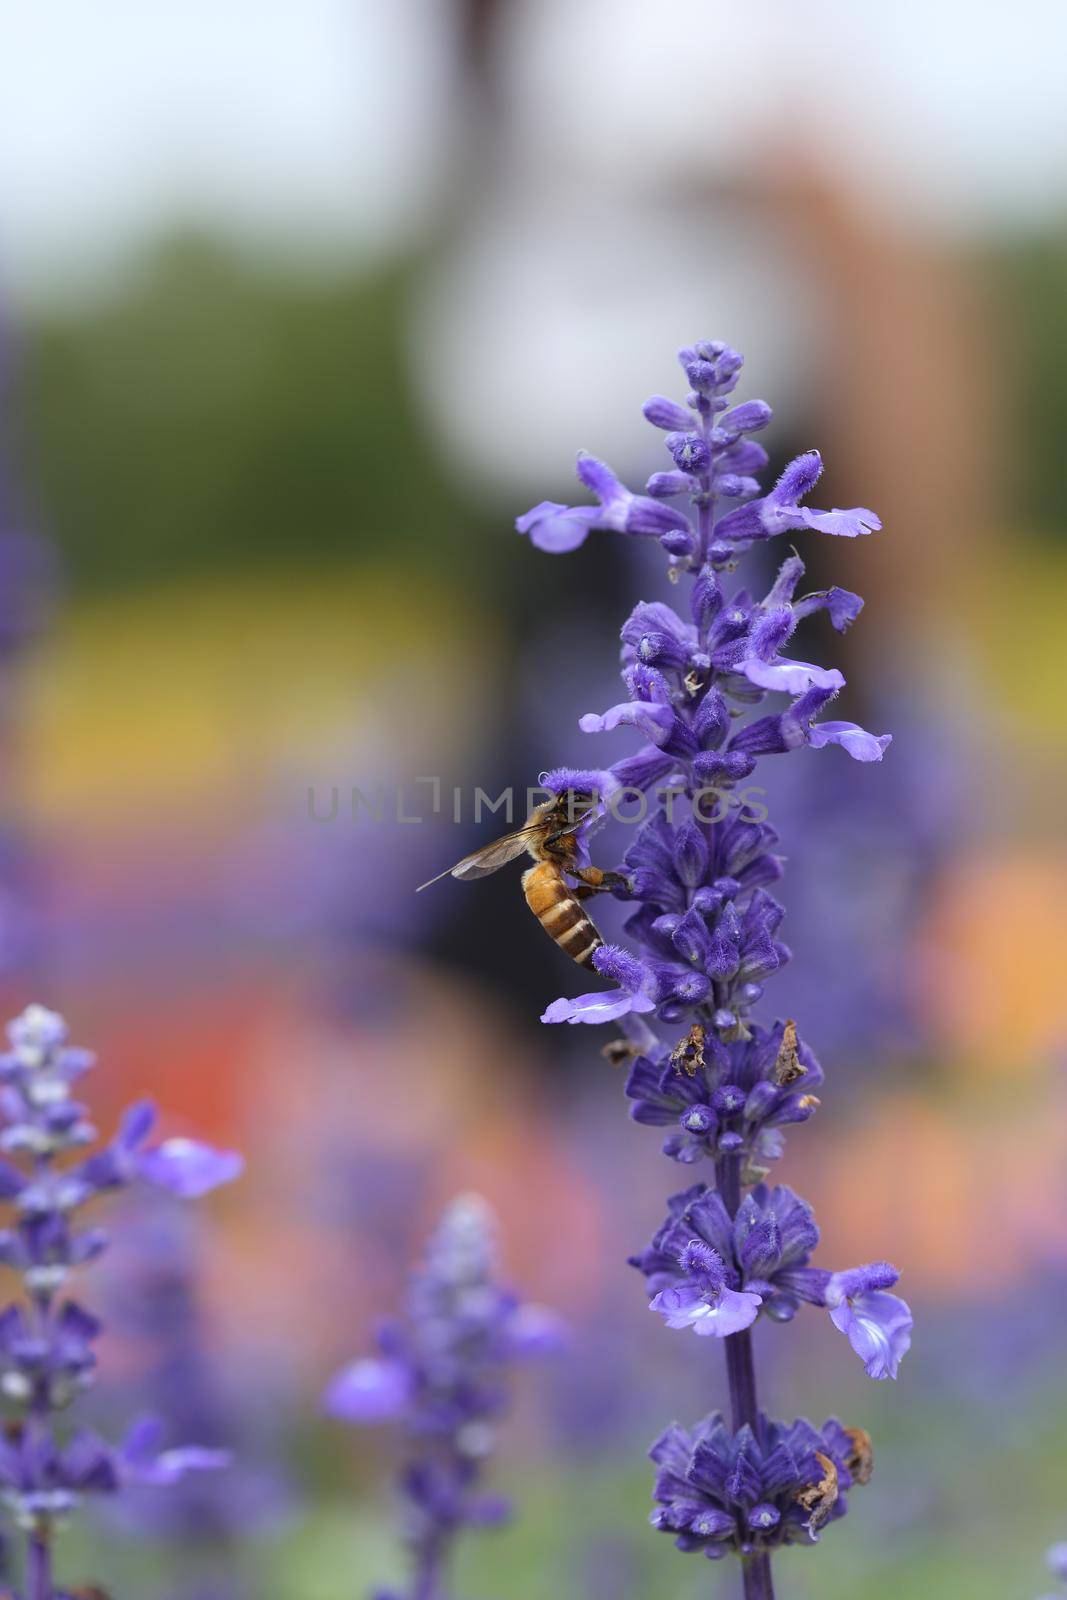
[550,787,596,827]
[539,768,607,828]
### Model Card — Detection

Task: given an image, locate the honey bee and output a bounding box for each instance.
[417,789,625,968]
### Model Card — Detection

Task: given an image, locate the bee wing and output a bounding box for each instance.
[416,826,537,893]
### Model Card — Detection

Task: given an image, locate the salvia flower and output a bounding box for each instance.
[0,1004,242,1600]
[514,341,911,1595]
[624,1018,822,1168]
[631,1183,912,1379]
[323,1195,561,1600]
[650,1410,874,1557]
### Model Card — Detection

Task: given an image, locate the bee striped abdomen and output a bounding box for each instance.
[522,862,602,969]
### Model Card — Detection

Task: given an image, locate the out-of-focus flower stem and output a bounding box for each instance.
[413,1545,444,1600]
[26,1384,54,1600]
[26,1530,52,1600]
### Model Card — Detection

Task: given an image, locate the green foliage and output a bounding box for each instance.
[19,235,497,590]
[998,228,1067,539]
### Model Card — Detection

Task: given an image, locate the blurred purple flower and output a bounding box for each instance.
[0,1004,241,1598]
[322,1356,412,1424]
[324,1195,561,1600]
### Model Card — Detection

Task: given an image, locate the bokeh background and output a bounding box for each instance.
[2,3,1067,1596]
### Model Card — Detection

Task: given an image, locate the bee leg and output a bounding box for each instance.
[573,867,629,896]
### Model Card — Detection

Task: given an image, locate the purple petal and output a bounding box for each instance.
[0,1159,25,1199]
[827,1290,913,1380]
[515,501,597,553]
[826,587,864,630]
[827,1261,899,1298]
[625,496,691,537]
[579,701,675,744]
[121,1416,164,1462]
[808,720,892,762]
[146,1446,231,1485]
[466,1494,513,1528]
[650,1283,762,1336]
[739,657,845,695]
[713,501,767,543]
[117,1100,158,1152]
[541,987,655,1025]
[772,450,823,502]
[591,944,647,990]
[323,1357,412,1424]
[575,451,628,508]
[120,1416,230,1484]
[643,395,693,431]
[795,505,881,538]
[138,1138,243,1198]
[718,400,773,437]
[645,469,692,498]
[507,1303,568,1357]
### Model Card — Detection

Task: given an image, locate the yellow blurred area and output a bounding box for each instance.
[13,565,497,827]
[968,541,1067,750]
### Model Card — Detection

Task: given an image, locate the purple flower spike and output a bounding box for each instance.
[322,1197,558,1599]
[0,1005,240,1592]
[137,1137,244,1198]
[825,1265,913,1380]
[512,340,905,1588]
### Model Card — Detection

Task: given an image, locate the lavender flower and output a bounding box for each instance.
[0,1004,242,1600]
[515,340,912,1596]
[323,1195,561,1600]
[650,1411,873,1557]
[631,1183,911,1379]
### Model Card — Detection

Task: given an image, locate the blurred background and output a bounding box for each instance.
[1,2,1066,1596]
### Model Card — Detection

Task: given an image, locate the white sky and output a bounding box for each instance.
[0,0,454,297]
[508,0,1067,229]
[0,0,1065,302]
